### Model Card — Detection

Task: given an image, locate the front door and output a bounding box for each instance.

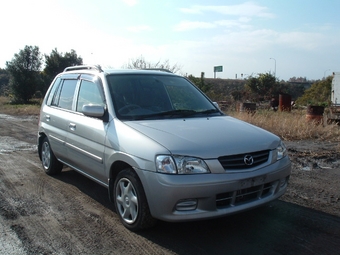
[65,76,108,185]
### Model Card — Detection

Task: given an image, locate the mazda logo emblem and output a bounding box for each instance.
[244,155,254,166]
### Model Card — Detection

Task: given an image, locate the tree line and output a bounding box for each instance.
[189,72,332,108]
[1,46,82,103]
[0,45,333,106]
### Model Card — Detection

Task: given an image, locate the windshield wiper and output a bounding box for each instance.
[156,109,197,117]
[131,109,221,120]
[130,110,197,120]
[197,109,220,114]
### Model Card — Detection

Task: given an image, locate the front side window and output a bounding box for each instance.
[76,80,105,112]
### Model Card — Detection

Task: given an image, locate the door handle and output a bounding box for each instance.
[46,115,50,121]
[69,123,76,131]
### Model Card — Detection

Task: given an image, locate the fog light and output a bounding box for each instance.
[279,177,287,187]
[175,199,197,211]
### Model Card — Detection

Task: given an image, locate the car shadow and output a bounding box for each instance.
[53,167,115,211]
[53,167,340,255]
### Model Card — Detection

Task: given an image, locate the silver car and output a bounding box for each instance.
[38,65,291,231]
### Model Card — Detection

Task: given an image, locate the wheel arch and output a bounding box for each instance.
[109,163,157,230]
[108,160,133,203]
[38,132,47,160]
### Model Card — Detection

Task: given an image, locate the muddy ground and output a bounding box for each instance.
[0,113,340,255]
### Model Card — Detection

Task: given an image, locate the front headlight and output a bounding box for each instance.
[276,141,287,160]
[156,155,210,174]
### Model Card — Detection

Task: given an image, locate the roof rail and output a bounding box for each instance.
[141,68,172,73]
[64,65,103,73]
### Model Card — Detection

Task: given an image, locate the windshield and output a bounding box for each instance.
[107,74,222,120]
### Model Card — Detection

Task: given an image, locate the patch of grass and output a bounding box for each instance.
[227,109,340,142]
[0,96,41,115]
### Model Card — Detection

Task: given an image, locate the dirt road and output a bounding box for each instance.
[1,113,340,255]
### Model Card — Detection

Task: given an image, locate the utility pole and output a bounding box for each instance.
[270,58,276,77]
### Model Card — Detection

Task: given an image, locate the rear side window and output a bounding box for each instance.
[51,79,78,110]
[46,77,61,106]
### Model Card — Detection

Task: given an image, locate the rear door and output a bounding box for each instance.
[65,74,108,184]
[41,75,79,162]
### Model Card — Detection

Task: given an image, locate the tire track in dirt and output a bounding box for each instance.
[0,193,19,221]
[0,153,24,221]
[10,224,53,255]
[1,150,174,254]
[0,153,55,254]
[47,170,169,254]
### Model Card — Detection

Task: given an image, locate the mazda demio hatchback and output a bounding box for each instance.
[38,65,291,231]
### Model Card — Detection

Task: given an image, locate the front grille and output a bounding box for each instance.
[218,150,269,170]
[216,183,273,208]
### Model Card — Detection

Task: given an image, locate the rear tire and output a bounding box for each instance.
[114,168,156,231]
[41,137,63,175]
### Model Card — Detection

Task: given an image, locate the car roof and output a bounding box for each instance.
[62,65,176,76]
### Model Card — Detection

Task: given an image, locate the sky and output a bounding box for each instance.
[1,0,340,81]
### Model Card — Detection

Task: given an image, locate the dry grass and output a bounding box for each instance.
[0,96,41,115]
[227,109,340,142]
[1,96,339,142]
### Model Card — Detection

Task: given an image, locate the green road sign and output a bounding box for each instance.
[214,66,223,72]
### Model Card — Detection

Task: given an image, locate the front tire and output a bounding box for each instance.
[41,137,63,175]
[114,168,156,231]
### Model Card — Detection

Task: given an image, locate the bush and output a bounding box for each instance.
[296,77,332,106]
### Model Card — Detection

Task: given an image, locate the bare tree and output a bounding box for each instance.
[123,55,182,74]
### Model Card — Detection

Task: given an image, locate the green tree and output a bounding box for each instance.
[6,45,43,103]
[0,68,10,96]
[43,48,83,92]
[187,74,212,94]
[245,73,279,101]
[296,76,332,106]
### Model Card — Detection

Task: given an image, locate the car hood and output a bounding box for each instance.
[124,116,280,158]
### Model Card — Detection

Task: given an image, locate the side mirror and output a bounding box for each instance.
[213,102,220,110]
[82,104,105,118]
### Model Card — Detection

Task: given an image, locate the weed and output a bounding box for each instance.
[0,96,41,115]
[227,109,340,142]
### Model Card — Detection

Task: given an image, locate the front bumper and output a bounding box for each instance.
[137,156,291,222]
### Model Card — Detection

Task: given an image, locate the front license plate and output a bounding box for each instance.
[240,175,267,188]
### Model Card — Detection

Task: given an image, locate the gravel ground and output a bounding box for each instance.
[282,140,340,217]
[1,113,340,254]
